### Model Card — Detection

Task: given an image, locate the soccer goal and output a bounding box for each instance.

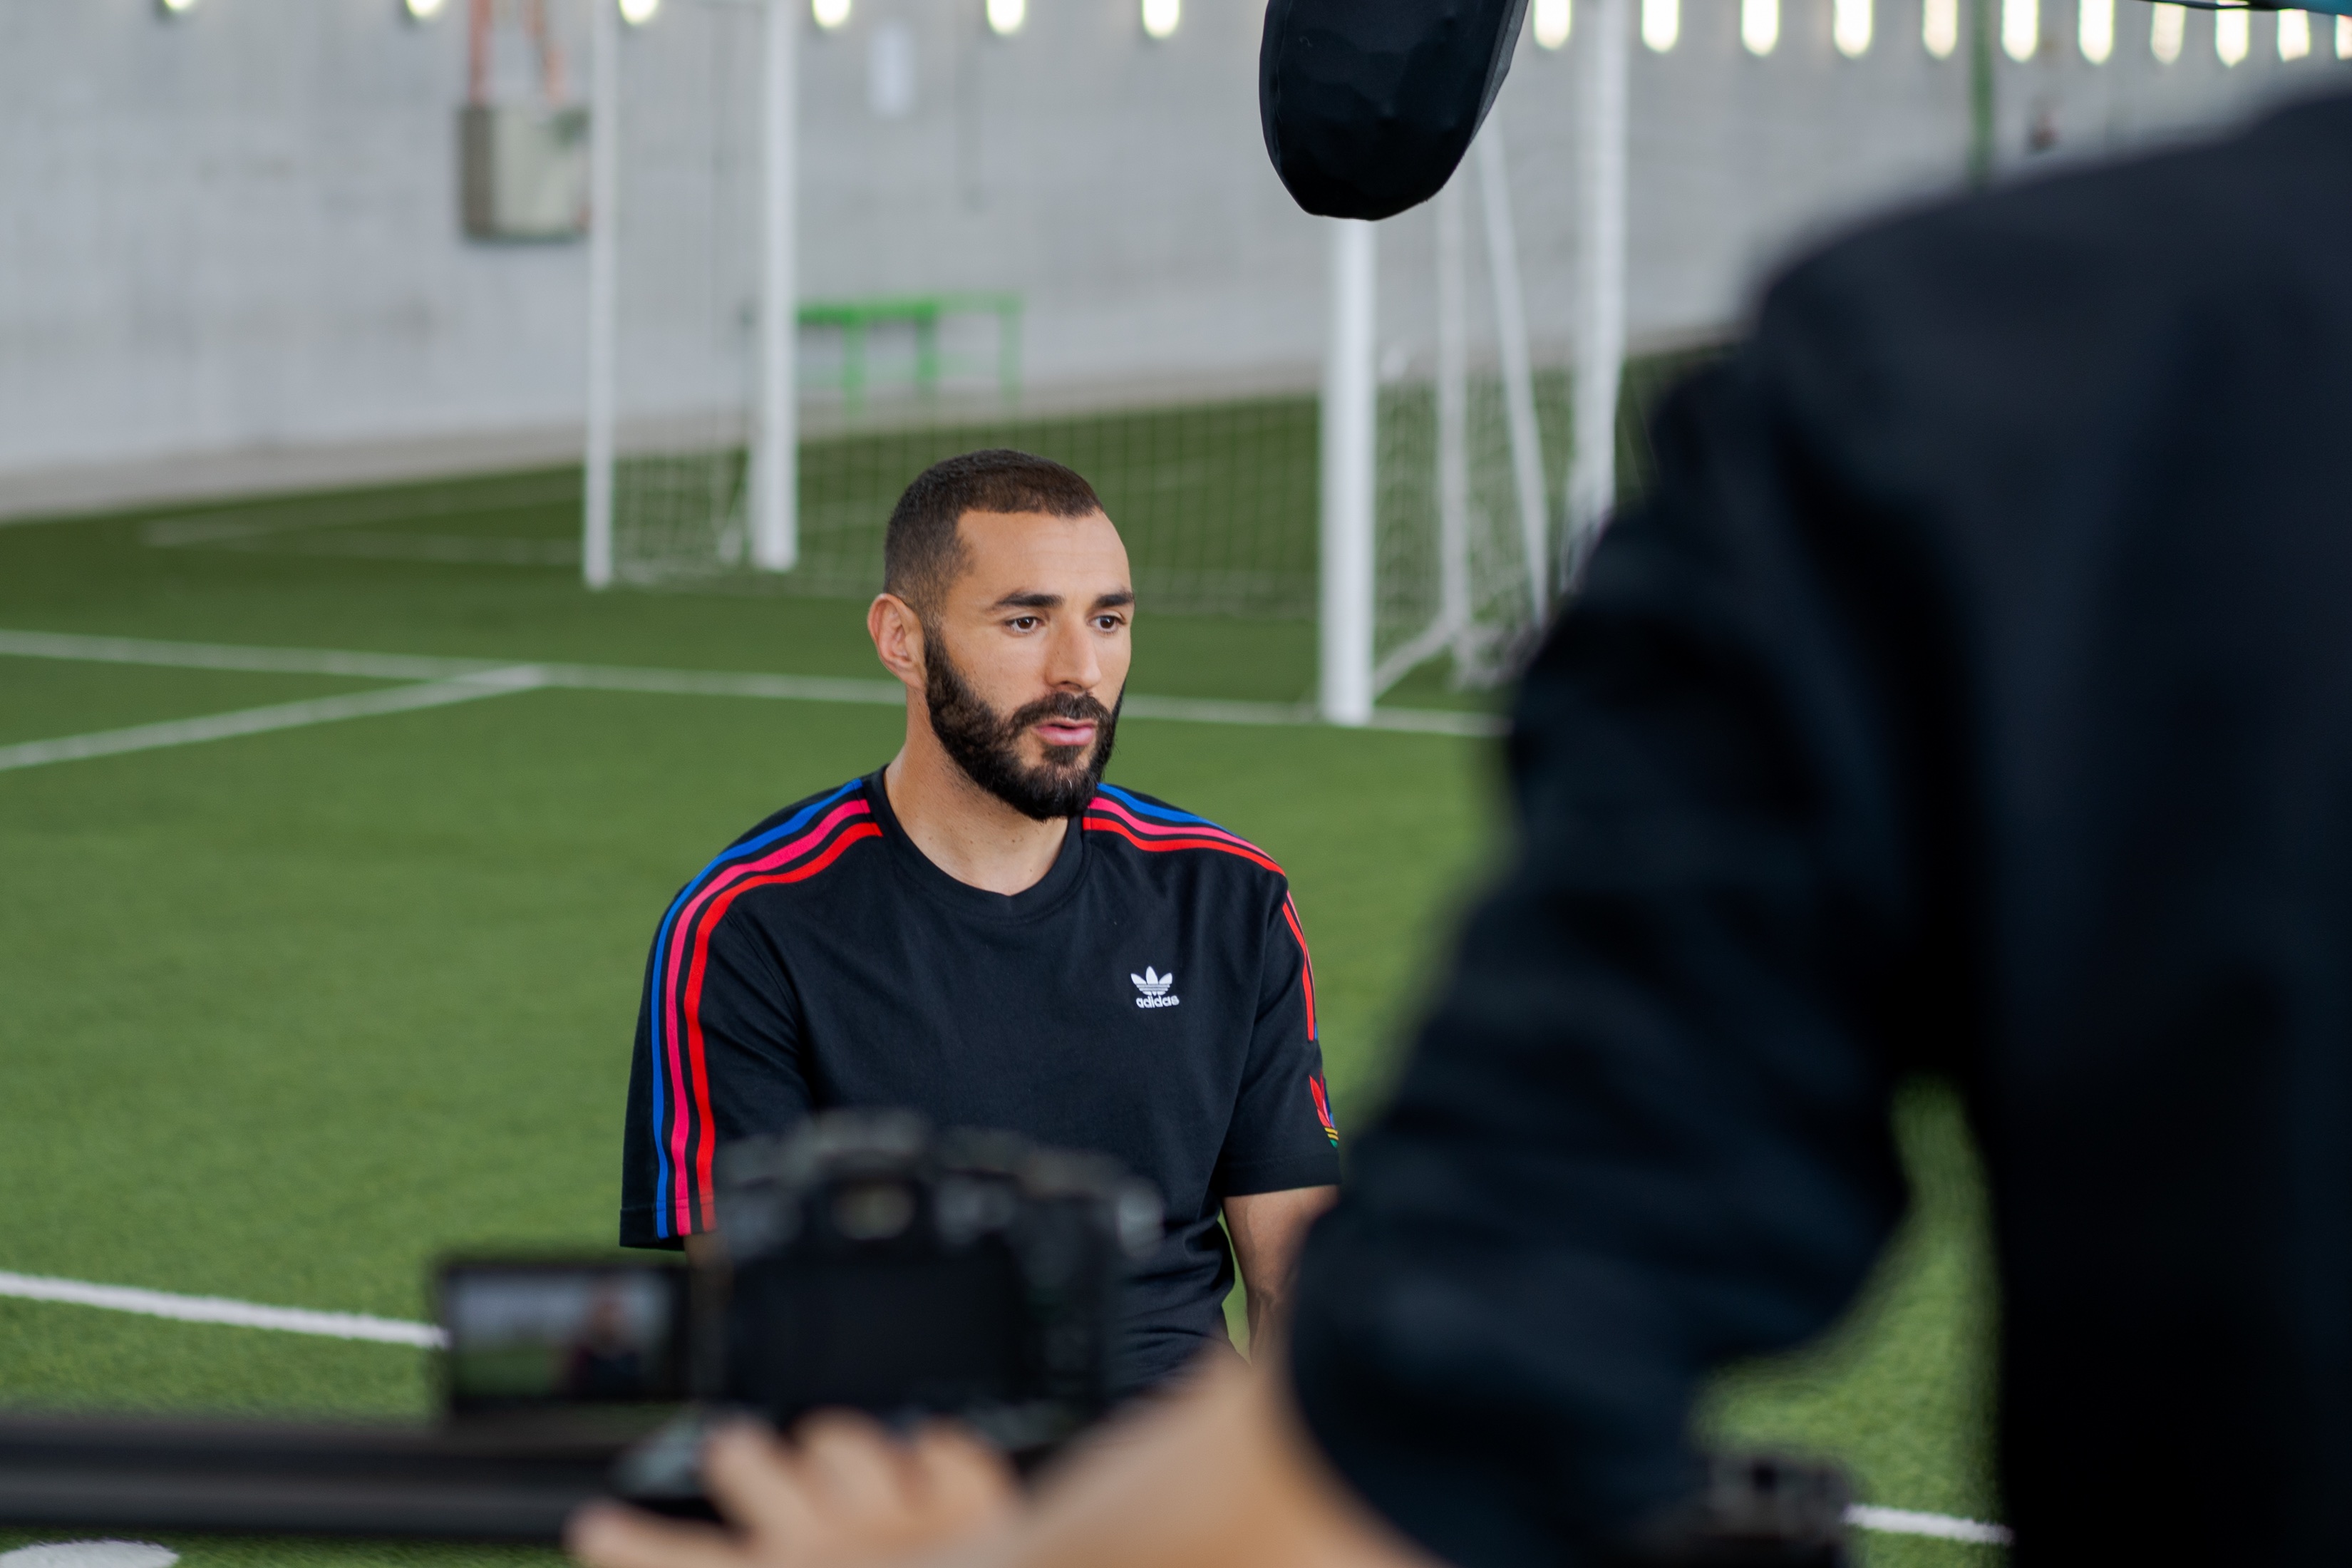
[1315,134,1581,718]
[582,0,796,588]
[572,0,1634,727]
[1321,0,1634,722]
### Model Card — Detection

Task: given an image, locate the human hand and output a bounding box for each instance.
[567,1413,1020,1568]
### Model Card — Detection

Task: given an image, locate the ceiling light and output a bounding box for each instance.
[813,0,851,26]
[157,0,197,15]
[1641,0,1678,51]
[2150,1,2184,60]
[1532,0,1570,46]
[405,0,446,17]
[1743,0,1778,53]
[1924,0,1959,55]
[2002,0,2036,58]
[1141,0,1178,38]
[2278,8,2310,58]
[619,0,660,26]
[2216,5,2248,61]
[986,0,1023,34]
[2078,0,2112,59]
[1833,0,1871,53]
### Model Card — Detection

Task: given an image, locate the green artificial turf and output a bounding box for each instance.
[0,440,1996,1567]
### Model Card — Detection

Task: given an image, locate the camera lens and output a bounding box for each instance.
[831,1180,917,1240]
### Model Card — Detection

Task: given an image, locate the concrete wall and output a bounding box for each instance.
[3,0,2343,503]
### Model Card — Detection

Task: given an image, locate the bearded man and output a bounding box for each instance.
[617,449,1340,1396]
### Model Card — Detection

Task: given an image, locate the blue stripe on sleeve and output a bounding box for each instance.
[1094,783,1219,828]
[646,778,862,1237]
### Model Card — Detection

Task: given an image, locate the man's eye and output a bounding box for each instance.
[1095,617,1125,631]
[1009,617,1041,631]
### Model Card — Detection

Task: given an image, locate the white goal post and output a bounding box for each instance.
[583,0,798,590]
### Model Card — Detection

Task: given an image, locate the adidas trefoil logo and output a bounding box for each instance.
[1130,965,1180,1009]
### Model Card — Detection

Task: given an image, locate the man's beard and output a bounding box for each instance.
[924,637,1120,822]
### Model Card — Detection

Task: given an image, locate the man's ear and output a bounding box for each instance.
[868,592,927,691]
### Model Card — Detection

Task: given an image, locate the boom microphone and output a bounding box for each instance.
[1257,0,1529,220]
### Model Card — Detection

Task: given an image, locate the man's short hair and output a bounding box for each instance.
[883,449,1106,614]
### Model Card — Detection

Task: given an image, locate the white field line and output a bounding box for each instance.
[138,480,580,549]
[0,1267,2008,1547]
[0,666,547,773]
[1846,1505,2014,1546]
[0,629,505,684]
[0,1271,445,1350]
[0,629,1507,738]
[196,532,582,568]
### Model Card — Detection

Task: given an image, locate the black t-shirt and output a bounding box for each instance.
[621,770,1341,1390]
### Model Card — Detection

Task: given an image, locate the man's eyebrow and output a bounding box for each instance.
[984,588,1136,612]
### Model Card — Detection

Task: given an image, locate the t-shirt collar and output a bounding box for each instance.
[862,768,1089,920]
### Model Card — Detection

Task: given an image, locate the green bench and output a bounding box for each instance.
[798,292,1022,413]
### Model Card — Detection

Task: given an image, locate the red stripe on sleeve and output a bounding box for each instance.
[1281,894,1318,1041]
[669,815,880,1233]
[1081,813,1286,875]
[1085,795,1274,858]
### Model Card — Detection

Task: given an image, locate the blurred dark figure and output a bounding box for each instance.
[1290,89,2352,1567]
[572,78,2352,1568]
[564,1289,646,1403]
[2027,99,2061,153]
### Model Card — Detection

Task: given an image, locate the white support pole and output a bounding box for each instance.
[1319,219,1377,728]
[1474,126,1550,628]
[582,0,619,590]
[751,0,798,572]
[1434,178,1472,676]
[1567,0,1629,591]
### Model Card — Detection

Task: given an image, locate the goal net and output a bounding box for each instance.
[1366,133,1572,695]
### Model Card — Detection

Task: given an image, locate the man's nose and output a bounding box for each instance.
[1044,619,1103,690]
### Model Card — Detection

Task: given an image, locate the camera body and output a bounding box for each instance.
[438,1113,1164,1469]
[708,1113,1164,1450]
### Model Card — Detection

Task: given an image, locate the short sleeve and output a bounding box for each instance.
[1212,888,1345,1197]
[620,899,810,1247]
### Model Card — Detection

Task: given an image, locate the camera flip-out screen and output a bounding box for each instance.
[439,1261,689,1413]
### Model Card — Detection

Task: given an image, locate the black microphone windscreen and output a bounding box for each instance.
[1258,0,1530,221]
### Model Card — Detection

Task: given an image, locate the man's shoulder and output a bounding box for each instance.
[1716,93,2352,539]
[1785,91,2352,309]
[1081,783,1289,889]
[1763,93,2352,408]
[661,775,884,927]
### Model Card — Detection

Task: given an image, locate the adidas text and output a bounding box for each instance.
[1131,965,1180,1010]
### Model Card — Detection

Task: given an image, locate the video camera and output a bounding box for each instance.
[0,1114,1162,1541]
[0,1113,1856,1564]
[445,1114,1165,1476]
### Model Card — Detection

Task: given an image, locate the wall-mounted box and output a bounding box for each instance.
[460,104,589,241]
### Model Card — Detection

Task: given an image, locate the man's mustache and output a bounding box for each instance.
[1004,691,1117,738]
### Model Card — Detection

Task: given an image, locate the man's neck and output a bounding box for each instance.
[882,738,1073,897]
